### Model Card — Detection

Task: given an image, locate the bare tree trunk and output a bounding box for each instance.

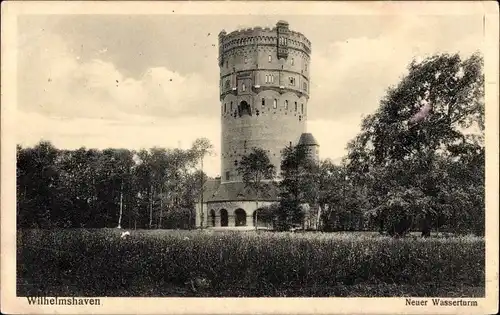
[159,186,163,229]
[200,158,204,229]
[149,185,154,229]
[255,199,259,231]
[316,205,322,230]
[117,180,124,229]
[127,198,131,229]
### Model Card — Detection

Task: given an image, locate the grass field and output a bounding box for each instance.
[17,228,485,297]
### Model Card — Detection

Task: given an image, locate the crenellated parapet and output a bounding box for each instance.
[217,22,311,67]
[219,26,311,50]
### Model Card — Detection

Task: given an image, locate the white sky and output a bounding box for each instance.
[16,12,484,177]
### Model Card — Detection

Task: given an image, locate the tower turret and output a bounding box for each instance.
[298,132,320,163]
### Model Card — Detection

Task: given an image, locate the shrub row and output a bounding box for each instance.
[17,229,485,297]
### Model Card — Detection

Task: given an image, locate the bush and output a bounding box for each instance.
[17,229,485,297]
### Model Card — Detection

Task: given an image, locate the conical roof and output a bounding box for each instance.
[298,133,319,146]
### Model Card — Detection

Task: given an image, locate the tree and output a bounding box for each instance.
[277,144,318,231]
[16,140,211,230]
[16,141,61,228]
[346,52,484,236]
[190,138,214,228]
[236,147,276,230]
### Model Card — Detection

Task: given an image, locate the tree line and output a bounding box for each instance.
[17,139,212,229]
[239,52,485,236]
[17,52,485,236]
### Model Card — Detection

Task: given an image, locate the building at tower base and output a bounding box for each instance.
[195,21,320,230]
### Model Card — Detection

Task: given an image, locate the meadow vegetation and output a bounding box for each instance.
[17,229,484,297]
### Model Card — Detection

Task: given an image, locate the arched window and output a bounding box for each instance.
[220,209,228,226]
[291,58,294,65]
[226,61,228,68]
[273,99,277,109]
[268,55,272,63]
[294,102,297,111]
[284,100,289,110]
[305,63,308,71]
[303,82,307,91]
[230,101,233,111]
[265,75,268,83]
[239,101,251,117]
[244,57,248,64]
[242,83,246,92]
[210,209,216,227]
[234,209,247,227]
[271,75,274,83]
[301,103,304,114]
[261,98,265,107]
[224,103,226,113]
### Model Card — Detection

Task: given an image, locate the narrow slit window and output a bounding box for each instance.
[231,102,233,111]
[242,83,246,92]
[268,55,272,63]
[284,100,289,110]
[301,103,304,114]
[273,99,277,109]
[261,98,265,107]
[291,58,294,65]
[294,102,297,111]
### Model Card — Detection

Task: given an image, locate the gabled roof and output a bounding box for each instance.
[298,133,319,146]
[202,179,279,202]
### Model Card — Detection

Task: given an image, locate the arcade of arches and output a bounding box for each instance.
[207,208,270,228]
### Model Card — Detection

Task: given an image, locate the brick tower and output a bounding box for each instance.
[196,21,317,228]
[218,20,311,182]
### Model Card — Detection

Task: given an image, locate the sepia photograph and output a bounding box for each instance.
[1,1,498,314]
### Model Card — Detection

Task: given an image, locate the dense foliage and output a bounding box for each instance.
[275,144,319,230]
[17,229,485,297]
[17,140,211,229]
[269,52,484,236]
[236,147,276,228]
[345,52,484,236]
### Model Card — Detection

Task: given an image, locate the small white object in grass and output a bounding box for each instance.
[121,231,131,239]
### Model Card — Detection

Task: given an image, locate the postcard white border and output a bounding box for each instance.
[1,1,498,314]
